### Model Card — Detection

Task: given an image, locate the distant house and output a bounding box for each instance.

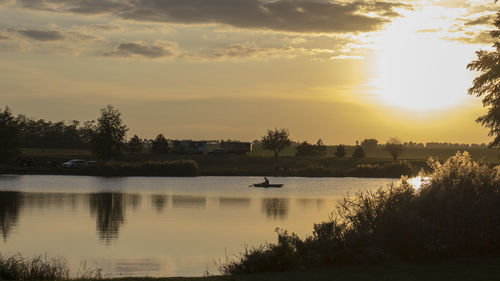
[220,141,252,155]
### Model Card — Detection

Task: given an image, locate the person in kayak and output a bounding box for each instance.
[264,177,269,185]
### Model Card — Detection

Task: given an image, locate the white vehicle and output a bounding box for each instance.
[62,159,88,168]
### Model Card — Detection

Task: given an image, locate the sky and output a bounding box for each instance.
[0,0,498,144]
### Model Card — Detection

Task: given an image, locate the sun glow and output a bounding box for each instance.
[370,7,477,111]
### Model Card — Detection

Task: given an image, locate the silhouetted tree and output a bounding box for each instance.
[296,139,327,157]
[468,10,500,147]
[0,106,20,162]
[90,105,128,160]
[334,144,346,158]
[127,135,143,153]
[352,144,365,158]
[151,134,169,154]
[315,139,327,156]
[361,138,379,150]
[385,137,405,161]
[261,128,292,160]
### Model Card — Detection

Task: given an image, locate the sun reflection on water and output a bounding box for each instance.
[407,176,430,190]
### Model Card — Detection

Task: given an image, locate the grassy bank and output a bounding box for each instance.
[5,148,430,178]
[1,254,500,281]
[119,256,500,281]
[2,146,495,178]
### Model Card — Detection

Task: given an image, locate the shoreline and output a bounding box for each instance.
[0,166,405,178]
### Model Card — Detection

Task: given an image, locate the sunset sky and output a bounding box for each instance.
[0,0,498,144]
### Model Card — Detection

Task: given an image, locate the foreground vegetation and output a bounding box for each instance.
[0,253,101,281]
[219,152,500,274]
[104,256,500,281]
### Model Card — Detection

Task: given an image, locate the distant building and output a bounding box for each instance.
[172,140,207,154]
[220,141,252,155]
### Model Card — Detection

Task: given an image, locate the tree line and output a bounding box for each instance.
[0,104,494,164]
[260,129,406,161]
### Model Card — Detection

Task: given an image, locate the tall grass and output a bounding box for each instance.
[219,152,500,275]
[0,253,102,281]
[0,254,69,281]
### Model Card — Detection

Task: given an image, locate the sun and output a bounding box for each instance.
[370,7,476,111]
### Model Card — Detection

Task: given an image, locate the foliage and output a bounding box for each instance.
[385,137,405,161]
[151,134,169,154]
[334,144,346,158]
[360,139,379,150]
[16,116,92,149]
[90,105,128,161]
[0,253,70,281]
[295,139,327,157]
[220,152,500,274]
[355,161,415,178]
[467,12,500,148]
[352,145,365,158]
[0,106,20,162]
[127,135,143,153]
[0,253,103,281]
[261,128,292,160]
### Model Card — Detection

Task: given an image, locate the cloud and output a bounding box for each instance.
[16,29,64,41]
[17,0,410,34]
[0,0,14,6]
[444,30,493,45]
[187,43,360,61]
[104,41,176,58]
[464,14,495,26]
[416,28,441,33]
[88,24,124,32]
[202,44,297,59]
[5,27,103,43]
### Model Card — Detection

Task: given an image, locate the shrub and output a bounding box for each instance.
[352,145,365,158]
[355,161,415,178]
[334,145,346,158]
[220,152,500,274]
[295,139,327,157]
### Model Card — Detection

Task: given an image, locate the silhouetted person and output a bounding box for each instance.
[264,177,269,185]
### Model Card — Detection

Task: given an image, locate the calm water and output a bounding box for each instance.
[0,175,396,277]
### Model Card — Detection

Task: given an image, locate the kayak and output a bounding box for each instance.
[251,183,284,188]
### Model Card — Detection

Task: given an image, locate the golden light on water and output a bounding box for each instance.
[408,176,430,189]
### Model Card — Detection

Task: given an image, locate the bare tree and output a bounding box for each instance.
[385,137,405,161]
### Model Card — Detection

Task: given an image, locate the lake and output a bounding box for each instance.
[0,175,396,277]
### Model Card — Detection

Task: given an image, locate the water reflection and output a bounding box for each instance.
[89,193,132,244]
[261,198,289,220]
[151,195,168,213]
[0,191,21,241]
[98,258,162,277]
[22,193,82,210]
[172,195,206,209]
[219,197,250,209]
[296,198,325,210]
